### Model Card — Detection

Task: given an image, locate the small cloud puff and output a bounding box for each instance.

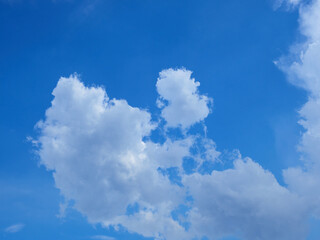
[156,68,212,129]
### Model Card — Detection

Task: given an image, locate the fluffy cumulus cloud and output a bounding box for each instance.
[156,69,211,129]
[35,75,186,238]
[34,3,320,238]
[185,158,308,240]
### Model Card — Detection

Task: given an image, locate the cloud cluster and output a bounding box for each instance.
[34,1,320,239]
[35,67,309,240]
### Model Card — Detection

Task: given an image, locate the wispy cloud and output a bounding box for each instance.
[91,235,115,240]
[273,0,302,10]
[5,223,24,233]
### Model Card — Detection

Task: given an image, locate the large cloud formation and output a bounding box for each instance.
[34,1,320,239]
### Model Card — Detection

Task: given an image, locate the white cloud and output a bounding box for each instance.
[277,1,320,96]
[145,138,194,169]
[156,68,212,129]
[184,158,308,240]
[35,74,185,238]
[277,0,320,219]
[5,223,24,233]
[106,205,190,240]
[35,68,315,240]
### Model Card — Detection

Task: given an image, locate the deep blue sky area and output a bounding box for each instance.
[0,0,313,239]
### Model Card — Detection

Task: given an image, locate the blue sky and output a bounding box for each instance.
[1,0,320,239]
